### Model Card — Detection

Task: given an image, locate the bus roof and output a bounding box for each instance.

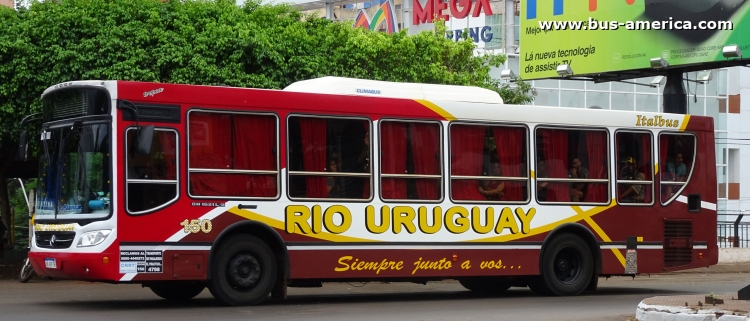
[283,76,504,104]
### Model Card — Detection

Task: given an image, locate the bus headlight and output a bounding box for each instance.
[77,230,112,247]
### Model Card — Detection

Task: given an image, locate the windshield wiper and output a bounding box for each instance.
[41,126,53,169]
[55,120,83,166]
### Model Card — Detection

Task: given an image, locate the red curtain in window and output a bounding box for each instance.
[410,123,440,200]
[157,131,177,180]
[659,135,670,181]
[492,127,524,201]
[659,134,671,202]
[584,131,607,202]
[189,113,232,196]
[362,121,371,199]
[380,122,408,199]
[542,129,568,201]
[637,133,651,203]
[639,134,651,180]
[451,125,486,200]
[233,114,277,197]
[300,118,328,198]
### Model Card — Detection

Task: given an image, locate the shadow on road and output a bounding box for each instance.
[36,283,688,310]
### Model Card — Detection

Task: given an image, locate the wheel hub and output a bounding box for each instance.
[553,247,581,284]
[228,253,261,288]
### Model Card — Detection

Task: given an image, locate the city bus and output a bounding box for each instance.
[20,77,717,306]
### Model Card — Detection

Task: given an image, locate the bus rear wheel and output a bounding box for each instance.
[459,277,511,295]
[148,281,206,301]
[536,233,593,296]
[209,235,277,306]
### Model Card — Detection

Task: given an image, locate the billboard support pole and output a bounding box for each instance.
[663,70,687,114]
[504,0,516,54]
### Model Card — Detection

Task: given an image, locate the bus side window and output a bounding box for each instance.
[615,131,653,205]
[126,128,179,214]
[187,111,278,199]
[449,123,528,203]
[288,116,372,200]
[659,133,696,204]
[380,120,442,201]
[535,128,609,204]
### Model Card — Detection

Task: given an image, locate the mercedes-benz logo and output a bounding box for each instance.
[49,234,57,247]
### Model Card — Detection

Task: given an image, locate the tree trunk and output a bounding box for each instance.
[0,156,12,253]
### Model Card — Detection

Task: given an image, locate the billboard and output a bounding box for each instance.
[519,0,750,80]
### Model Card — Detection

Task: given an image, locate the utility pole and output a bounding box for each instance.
[504,0,516,54]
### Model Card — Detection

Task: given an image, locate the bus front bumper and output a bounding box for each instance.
[28,251,119,282]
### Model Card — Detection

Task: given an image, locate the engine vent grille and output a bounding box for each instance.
[664,220,692,269]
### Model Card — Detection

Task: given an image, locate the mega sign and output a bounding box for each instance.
[412,0,495,43]
[412,0,494,25]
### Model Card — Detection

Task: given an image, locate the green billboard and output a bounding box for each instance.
[519,0,750,80]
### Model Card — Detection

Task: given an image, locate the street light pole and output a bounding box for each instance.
[735,210,745,248]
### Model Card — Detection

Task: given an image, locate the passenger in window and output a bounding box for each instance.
[537,161,549,202]
[327,160,342,198]
[479,162,505,200]
[666,153,687,182]
[357,130,370,173]
[619,157,646,203]
[340,129,369,199]
[568,158,589,202]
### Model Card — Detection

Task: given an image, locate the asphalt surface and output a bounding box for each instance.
[0,264,747,321]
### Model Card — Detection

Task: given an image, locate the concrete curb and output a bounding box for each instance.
[719,248,750,264]
[636,298,750,321]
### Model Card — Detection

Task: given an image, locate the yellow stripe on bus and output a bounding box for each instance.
[572,204,627,268]
[471,202,616,243]
[227,206,377,243]
[415,100,457,121]
[679,115,690,131]
[654,164,659,175]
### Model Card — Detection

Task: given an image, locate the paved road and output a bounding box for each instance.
[0,272,746,321]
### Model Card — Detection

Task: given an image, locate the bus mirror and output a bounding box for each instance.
[136,125,154,156]
[16,131,28,161]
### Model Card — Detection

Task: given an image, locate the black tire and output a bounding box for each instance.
[18,258,34,283]
[208,235,277,306]
[459,278,511,295]
[537,233,594,296]
[149,281,206,301]
[527,276,553,296]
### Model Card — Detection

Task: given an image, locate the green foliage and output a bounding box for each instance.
[8,179,35,249]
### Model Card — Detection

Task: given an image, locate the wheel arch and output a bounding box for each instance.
[539,223,602,276]
[208,221,289,280]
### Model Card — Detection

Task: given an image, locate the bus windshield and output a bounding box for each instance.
[36,122,111,218]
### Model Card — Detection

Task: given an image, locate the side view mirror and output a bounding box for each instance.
[16,130,28,161]
[136,125,154,156]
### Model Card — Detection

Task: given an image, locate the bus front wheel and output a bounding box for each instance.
[536,233,593,296]
[209,235,277,306]
[148,281,206,300]
[459,278,511,295]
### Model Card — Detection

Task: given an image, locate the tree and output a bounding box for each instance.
[0,0,535,238]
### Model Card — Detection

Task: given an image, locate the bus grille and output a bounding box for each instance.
[664,220,692,269]
[35,232,76,249]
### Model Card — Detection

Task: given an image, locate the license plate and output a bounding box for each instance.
[45,258,57,269]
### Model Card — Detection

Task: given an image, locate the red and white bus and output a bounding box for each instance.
[23,77,717,305]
